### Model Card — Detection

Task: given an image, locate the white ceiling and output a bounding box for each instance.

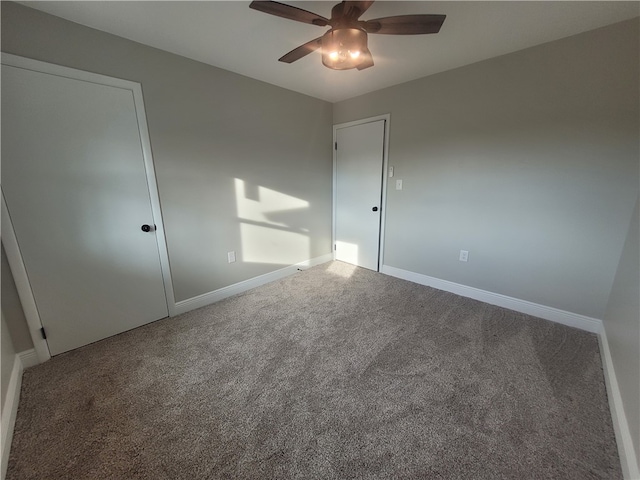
[20,1,640,102]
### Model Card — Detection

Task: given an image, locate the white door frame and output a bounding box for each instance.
[0,53,176,363]
[332,114,391,271]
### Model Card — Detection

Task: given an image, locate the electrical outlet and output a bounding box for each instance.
[459,250,469,262]
[396,179,403,190]
[389,166,394,177]
[227,251,236,263]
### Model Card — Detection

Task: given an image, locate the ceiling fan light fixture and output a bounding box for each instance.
[321,28,367,70]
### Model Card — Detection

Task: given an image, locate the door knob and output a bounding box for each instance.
[141,224,155,232]
[372,206,379,212]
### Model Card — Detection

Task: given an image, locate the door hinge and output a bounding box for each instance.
[334,244,336,251]
[334,142,337,150]
[40,327,47,340]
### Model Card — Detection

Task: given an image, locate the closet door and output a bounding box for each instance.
[2,61,169,355]
[334,119,386,271]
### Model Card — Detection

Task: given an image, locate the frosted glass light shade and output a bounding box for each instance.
[321,28,368,70]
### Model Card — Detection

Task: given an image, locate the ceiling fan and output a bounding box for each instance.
[249,0,446,71]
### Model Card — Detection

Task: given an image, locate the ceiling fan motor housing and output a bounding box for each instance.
[321,28,368,70]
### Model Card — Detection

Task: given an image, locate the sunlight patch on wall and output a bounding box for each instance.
[235,178,311,265]
[235,178,309,227]
[240,223,309,265]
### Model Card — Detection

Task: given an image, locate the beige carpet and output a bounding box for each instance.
[7,261,621,479]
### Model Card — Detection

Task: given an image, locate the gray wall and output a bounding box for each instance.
[334,19,639,320]
[1,246,33,352]
[604,197,640,465]
[1,1,333,304]
[1,313,17,412]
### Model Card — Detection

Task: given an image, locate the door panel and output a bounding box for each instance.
[2,65,169,355]
[335,120,385,271]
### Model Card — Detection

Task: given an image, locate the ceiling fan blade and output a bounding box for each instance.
[278,37,323,63]
[356,48,374,70]
[363,14,446,35]
[250,1,329,27]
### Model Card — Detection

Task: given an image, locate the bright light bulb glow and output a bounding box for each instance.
[321,28,368,70]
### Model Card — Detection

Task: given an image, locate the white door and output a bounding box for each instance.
[335,119,386,271]
[2,62,169,355]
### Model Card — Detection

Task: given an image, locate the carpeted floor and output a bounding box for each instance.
[7,261,621,479]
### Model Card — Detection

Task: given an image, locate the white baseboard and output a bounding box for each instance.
[0,349,33,480]
[380,265,603,333]
[174,254,333,315]
[599,327,640,480]
[17,350,39,370]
